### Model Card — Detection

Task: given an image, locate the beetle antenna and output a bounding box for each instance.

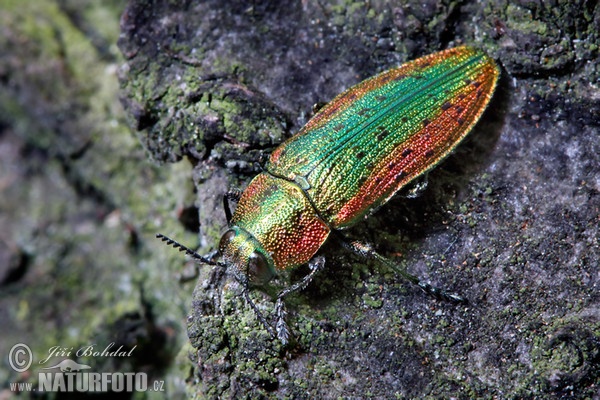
[156,233,226,268]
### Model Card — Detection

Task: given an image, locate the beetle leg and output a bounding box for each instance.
[340,238,467,304]
[274,299,289,345]
[241,287,277,339]
[274,256,325,345]
[403,173,429,199]
[223,189,243,223]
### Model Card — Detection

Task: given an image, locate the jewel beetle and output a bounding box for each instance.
[159,45,500,344]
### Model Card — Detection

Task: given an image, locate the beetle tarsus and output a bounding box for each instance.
[275,298,290,345]
[418,282,467,304]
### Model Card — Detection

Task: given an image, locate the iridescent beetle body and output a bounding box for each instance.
[160,46,499,344]
[221,46,499,275]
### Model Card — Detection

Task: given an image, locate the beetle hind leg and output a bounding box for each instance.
[341,238,467,304]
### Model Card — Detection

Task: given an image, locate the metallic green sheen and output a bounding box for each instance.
[268,46,499,228]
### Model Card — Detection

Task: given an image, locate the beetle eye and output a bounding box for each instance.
[247,251,273,285]
[218,229,237,253]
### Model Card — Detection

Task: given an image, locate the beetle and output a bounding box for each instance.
[159,45,500,344]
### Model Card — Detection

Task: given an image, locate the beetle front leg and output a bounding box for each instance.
[223,189,243,224]
[340,238,466,304]
[274,256,325,345]
[241,287,277,339]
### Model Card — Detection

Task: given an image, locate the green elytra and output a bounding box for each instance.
[159,46,500,344]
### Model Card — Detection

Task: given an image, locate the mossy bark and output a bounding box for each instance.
[0,0,191,397]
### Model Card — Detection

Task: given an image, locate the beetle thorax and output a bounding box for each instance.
[225,172,331,272]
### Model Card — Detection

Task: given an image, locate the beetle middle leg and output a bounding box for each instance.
[274,256,325,345]
[339,237,466,304]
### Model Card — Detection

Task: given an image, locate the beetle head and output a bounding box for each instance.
[219,226,275,286]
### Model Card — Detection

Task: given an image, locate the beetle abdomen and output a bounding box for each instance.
[268,46,499,228]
